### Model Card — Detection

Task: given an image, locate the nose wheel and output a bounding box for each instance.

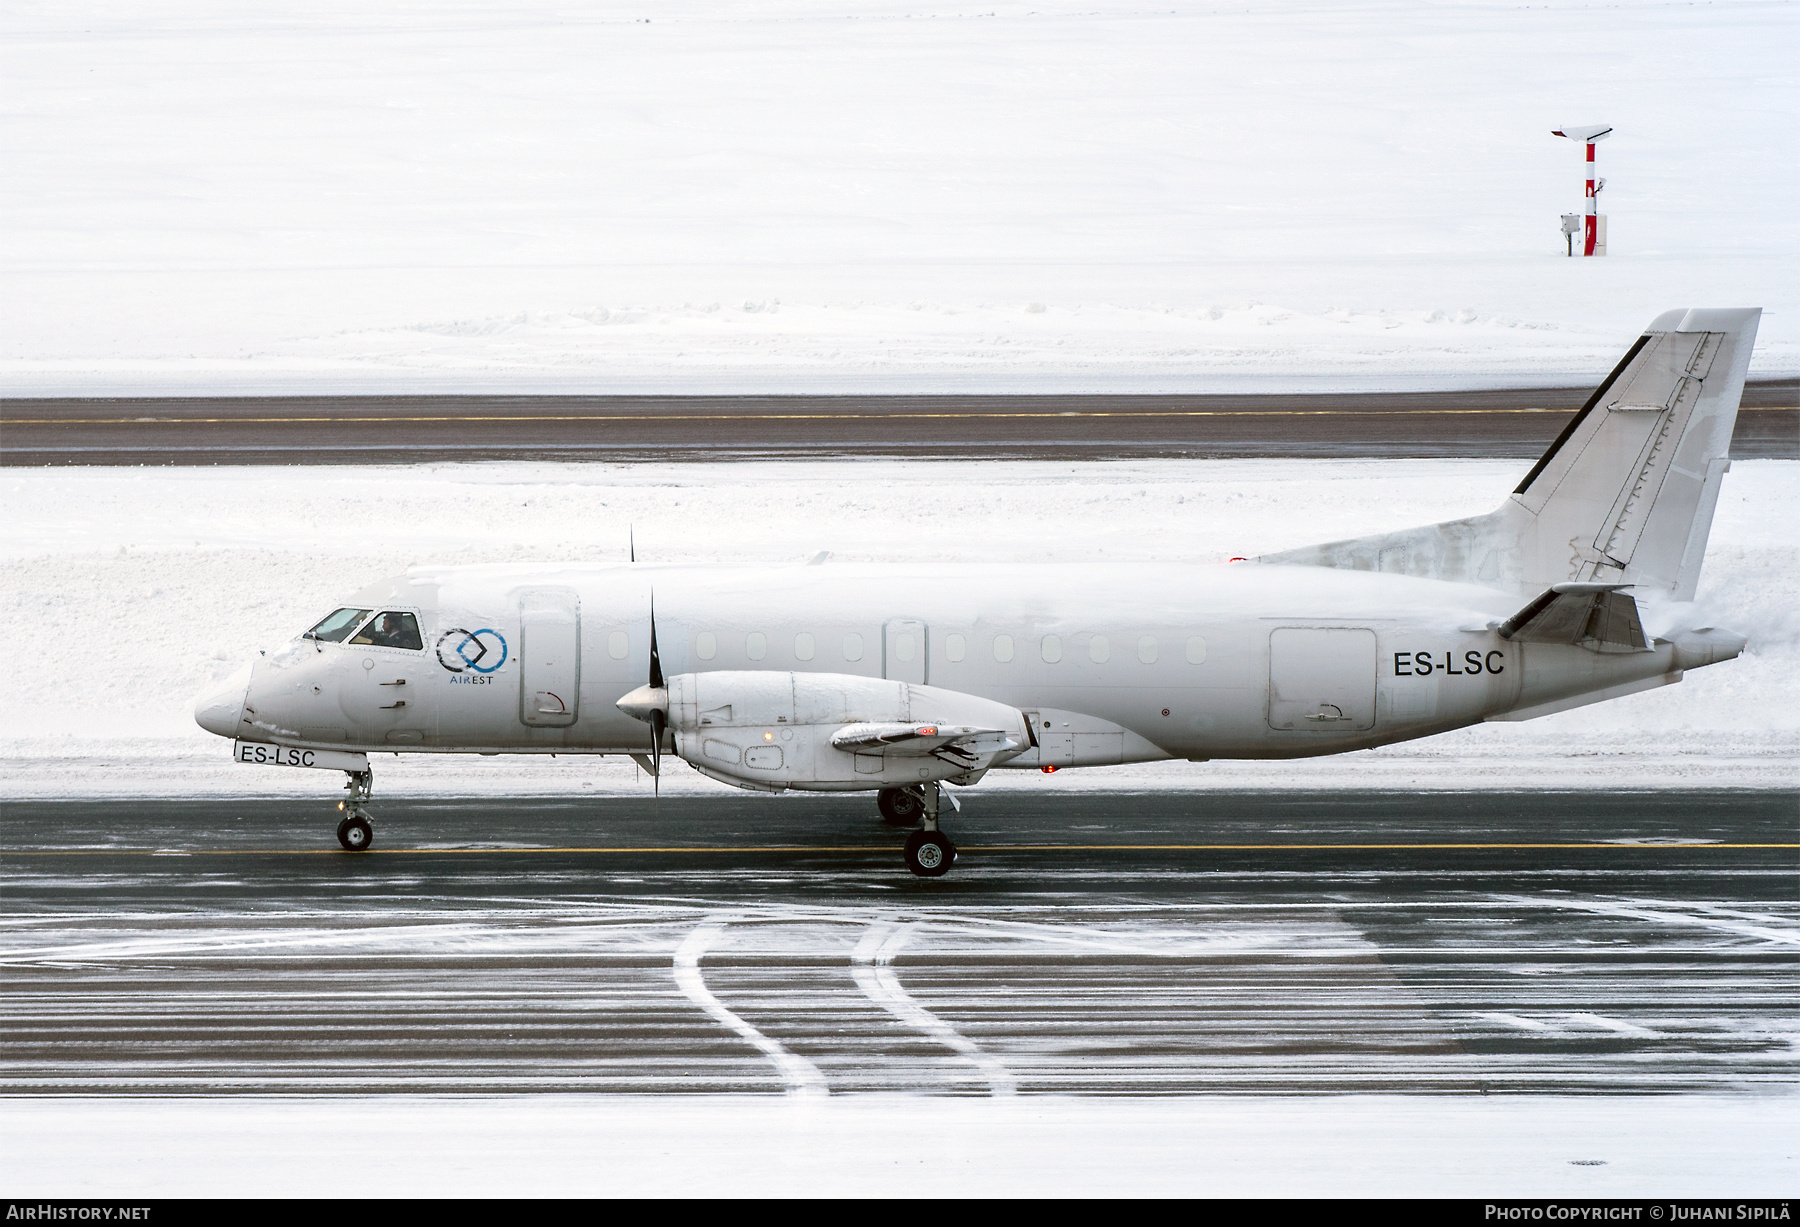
[900,782,957,877]
[336,768,375,852]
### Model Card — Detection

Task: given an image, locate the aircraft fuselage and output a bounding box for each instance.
[221,559,1698,772]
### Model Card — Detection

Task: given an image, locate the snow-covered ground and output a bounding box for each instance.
[3,457,1793,798]
[4,1093,1793,1197]
[3,0,1796,394]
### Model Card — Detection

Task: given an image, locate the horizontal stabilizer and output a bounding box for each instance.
[1498,583,1649,653]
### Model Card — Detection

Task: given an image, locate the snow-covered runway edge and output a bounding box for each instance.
[2,458,1794,799]
[4,1093,1794,1197]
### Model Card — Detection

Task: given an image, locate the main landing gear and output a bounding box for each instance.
[336,768,374,851]
[877,785,926,825]
[886,782,957,878]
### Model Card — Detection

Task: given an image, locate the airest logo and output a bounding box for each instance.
[435,628,508,674]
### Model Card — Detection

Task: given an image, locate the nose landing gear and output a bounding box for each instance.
[900,782,957,878]
[336,768,375,851]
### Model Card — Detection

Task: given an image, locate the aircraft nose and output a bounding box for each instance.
[193,662,254,739]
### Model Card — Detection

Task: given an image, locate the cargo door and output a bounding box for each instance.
[519,588,580,727]
[884,618,927,685]
[1268,628,1376,731]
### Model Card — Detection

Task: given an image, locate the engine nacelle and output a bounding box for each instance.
[652,671,1030,793]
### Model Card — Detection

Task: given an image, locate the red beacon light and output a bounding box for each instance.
[1040,764,1059,773]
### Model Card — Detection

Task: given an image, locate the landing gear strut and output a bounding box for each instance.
[337,768,374,851]
[901,782,956,878]
[877,785,926,825]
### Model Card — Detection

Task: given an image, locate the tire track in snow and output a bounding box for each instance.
[672,916,829,1098]
[1501,897,1800,947]
[851,922,1017,1097]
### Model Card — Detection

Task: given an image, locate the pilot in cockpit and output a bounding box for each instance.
[352,612,423,650]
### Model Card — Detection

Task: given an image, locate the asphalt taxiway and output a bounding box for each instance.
[4,384,1795,464]
[4,789,1793,1097]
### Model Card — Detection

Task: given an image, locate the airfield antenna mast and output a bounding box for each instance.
[1552,124,1612,256]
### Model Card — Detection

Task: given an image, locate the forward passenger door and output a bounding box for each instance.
[519,588,581,727]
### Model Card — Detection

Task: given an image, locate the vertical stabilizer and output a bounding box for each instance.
[1259,308,1761,600]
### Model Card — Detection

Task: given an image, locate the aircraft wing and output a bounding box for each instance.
[1497,583,1650,653]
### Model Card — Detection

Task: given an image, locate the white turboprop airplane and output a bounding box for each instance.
[195,308,1759,876]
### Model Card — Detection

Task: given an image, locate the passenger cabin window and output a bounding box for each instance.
[351,611,423,650]
[993,634,1014,663]
[794,632,816,661]
[305,608,372,643]
[746,632,767,661]
[1138,635,1158,664]
[696,632,717,661]
[945,633,967,663]
[608,631,629,659]
[1041,634,1062,664]
[842,633,864,663]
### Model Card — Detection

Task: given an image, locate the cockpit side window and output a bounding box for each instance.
[305,608,373,643]
[351,611,424,651]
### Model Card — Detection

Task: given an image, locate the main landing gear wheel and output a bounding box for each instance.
[336,814,373,851]
[904,829,956,878]
[877,786,926,825]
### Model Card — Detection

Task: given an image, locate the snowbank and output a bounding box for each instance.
[4,1094,1794,1197]
[3,0,1796,393]
[2,458,1792,797]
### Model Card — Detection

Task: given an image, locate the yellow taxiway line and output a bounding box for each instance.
[8,407,1797,426]
[8,842,1795,856]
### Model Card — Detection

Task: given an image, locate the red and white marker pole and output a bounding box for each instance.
[1552,124,1612,258]
[1583,141,1600,256]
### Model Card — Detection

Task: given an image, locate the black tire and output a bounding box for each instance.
[877,787,926,825]
[337,814,374,852]
[904,829,956,878]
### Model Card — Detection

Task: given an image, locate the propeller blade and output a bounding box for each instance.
[648,593,663,798]
[648,595,664,690]
[649,709,665,798]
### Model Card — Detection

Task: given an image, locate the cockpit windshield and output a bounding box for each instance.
[350,611,425,651]
[305,608,373,643]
